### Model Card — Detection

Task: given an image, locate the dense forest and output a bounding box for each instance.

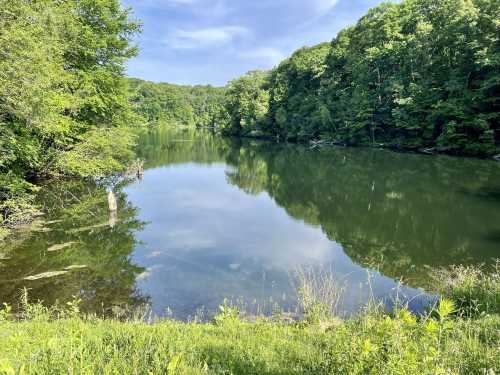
[129,0,499,157]
[0,0,141,234]
[221,0,499,157]
[128,78,226,128]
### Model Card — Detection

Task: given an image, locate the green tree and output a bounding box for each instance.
[216,0,499,156]
[222,71,270,136]
[0,0,141,229]
[128,79,226,128]
[269,43,331,140]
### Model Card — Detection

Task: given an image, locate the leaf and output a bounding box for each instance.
[167,353,184,374]
[438,299,456,321]
[0,360,15,375]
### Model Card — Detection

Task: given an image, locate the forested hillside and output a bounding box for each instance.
[128,78,226,128]
[1,0,499,236]
[121,0,500,158]
[222,0,499,157]
[0,0,140,234]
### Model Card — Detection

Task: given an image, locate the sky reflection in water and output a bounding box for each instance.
[126,162,428,318]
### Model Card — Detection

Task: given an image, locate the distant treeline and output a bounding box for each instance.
[138,0,499,157]
[128,79,227,128]
[0,0,140,232]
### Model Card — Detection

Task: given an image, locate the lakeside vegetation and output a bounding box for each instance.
[0,0,499,373]
[0,264,498,374]
[2,0,499,234]
[0,0,141,236]
[221,0,499,157]
[129,0,500,158]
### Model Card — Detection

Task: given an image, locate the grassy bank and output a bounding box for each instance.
[0,265,498,375]
[0,310,498,375]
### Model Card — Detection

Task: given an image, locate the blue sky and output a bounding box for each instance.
[122,0,390,86]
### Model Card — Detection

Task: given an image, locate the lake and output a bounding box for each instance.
[1,127,499,319]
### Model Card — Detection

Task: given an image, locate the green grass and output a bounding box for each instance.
[430,262,500,318]
[0,266,498,375]
[0,307,498,374]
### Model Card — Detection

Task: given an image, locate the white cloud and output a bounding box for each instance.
[147,251,162,258]
[166,26,250,50]
[166,229,217,249]
[312,0,340,13]
[239,47,285,66]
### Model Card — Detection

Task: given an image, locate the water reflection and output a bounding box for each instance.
[130,127,499,317]
[1,127,499,319]
[0,180,149,315]
[223,139,500,285]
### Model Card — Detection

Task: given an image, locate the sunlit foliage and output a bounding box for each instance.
[128,78,227,128]
[223,0,499,157]
[0,0,141,227]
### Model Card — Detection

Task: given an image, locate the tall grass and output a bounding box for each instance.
[0,265,498,374]
[430,261,500,317]
[294,266,345,323]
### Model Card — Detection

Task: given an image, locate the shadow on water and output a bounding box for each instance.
[483,230,500,244]
[1,126,499,319]
[459,186,500,202]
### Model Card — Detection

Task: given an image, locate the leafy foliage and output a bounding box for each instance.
[0,0,141,228]
[128,78,226,128]
[222,71,270,136]
[269,43,331,140]
[316,0,500,155]
[431,262,500,317]
[220,0,499,157]
[0,266,498,374]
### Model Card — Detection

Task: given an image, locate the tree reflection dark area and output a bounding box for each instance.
[225,140,500,285]
[0,180,148,316]
[140,128,500,287]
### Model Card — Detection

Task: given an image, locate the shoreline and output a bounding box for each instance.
[226,131,500,161]
[0,264,498,374]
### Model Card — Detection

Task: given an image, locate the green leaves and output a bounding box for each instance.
[222,70,270,135]
[214,0,499,156]
[268,43,331,138]
[437,299,456,322]
[128,79,226,128]
[0,0,141,228]
[214,300,240,326]
[56,127,137,178]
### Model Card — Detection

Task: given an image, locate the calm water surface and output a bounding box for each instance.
[1,127,499,319]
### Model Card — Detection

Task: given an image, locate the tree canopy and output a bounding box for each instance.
[0,0,141,227]
[219,0,500,157]
[128,78,226,128]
